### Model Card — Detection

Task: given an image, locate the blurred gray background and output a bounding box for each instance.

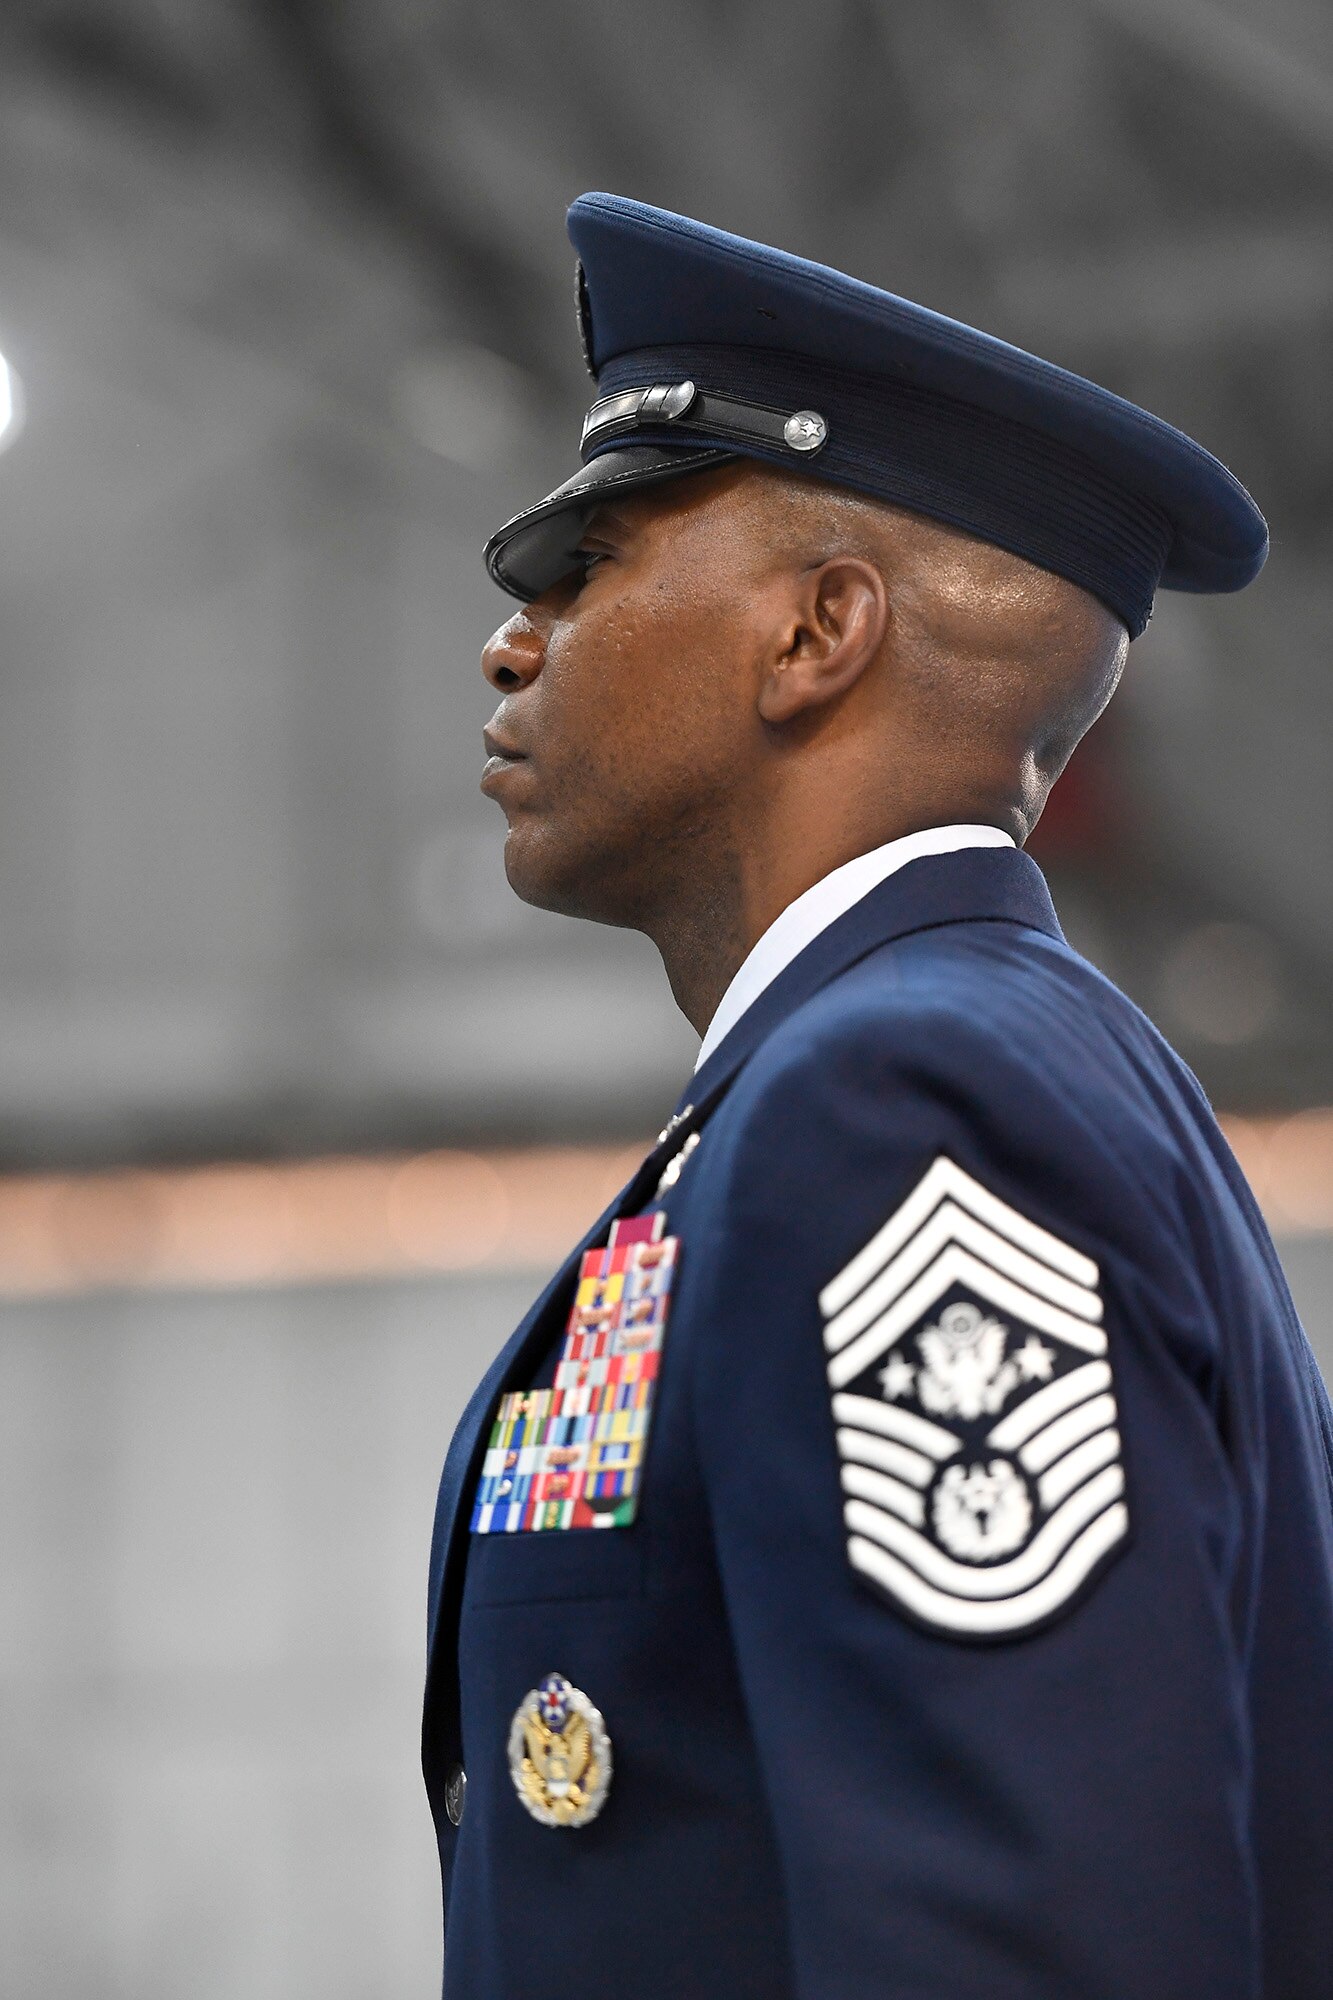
[0,2,1330,1995]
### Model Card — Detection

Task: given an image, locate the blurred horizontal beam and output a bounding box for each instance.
[257,0,563,384]
[998,218,1333,353]
[1090,0,1333,164]
[0,1118,1326,1300]
[0,1143,646,1298]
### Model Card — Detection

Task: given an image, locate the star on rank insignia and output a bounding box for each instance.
[508,1673,613,1827]
[818,1156,1128,1640]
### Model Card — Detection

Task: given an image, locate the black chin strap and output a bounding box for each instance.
[580,379,829,460]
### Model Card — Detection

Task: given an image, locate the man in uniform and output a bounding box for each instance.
[421,196,1333,1999]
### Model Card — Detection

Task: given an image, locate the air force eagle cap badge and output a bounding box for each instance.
[508,1673,613,1827]
[819,1156,1128,1641]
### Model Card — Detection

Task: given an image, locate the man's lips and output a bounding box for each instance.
[481,724,529,796]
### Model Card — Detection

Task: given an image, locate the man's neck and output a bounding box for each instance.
[689,824,1016,1067]
[648,817,1013,1039]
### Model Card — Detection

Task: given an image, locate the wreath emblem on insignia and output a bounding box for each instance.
[508,1673,613,1828]
[818,1158,1129,1640]
[932,1458,1032,1559]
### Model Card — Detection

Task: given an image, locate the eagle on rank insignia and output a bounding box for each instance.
[470,1213,678,1534]
[819,1156,1128,1640]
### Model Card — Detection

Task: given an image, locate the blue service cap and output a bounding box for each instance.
[484,194,1268,638]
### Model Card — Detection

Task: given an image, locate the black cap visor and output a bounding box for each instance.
[484,444,735,601]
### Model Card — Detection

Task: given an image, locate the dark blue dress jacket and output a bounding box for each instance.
[422,847,1333,1999]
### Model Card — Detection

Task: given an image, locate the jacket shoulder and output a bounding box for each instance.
[695,918,1252,1299]
[736,919,1177,1138]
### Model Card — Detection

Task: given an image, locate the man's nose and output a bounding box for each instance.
[482,612,546,691]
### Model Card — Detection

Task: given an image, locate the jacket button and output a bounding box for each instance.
[444,1764,467,1828]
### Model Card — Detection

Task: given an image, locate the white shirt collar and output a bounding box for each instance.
[694,824,1016,1071]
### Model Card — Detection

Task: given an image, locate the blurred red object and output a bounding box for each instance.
[1027,721,1126,862]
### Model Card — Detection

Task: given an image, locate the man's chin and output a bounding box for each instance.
[500,824,636,928]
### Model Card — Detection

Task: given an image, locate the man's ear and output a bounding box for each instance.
[756,556,889,725]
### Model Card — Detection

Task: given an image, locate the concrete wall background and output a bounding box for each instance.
[0,1272,524,2000]
[2,1246,1330,2000]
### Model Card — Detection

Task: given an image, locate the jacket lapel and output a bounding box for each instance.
[424,1239,595,1644]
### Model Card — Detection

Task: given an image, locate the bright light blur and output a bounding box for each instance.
[1224,1110,1333,1233]
[0,349,21,450]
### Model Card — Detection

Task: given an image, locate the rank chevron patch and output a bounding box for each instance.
[819,1157,1129,1639]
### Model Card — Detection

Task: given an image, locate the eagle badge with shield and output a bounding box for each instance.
[508,1673,613,1827]
[819,1157,1129,1640]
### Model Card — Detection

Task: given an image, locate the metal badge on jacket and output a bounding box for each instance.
[470,1213,679,1533]
[508,1673,613,1828]
[819,1156,1128,1639]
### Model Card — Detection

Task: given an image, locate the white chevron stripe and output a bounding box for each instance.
[827,1244,1107,1390]
[823,1198,1101,1353]
[1020,1394,1118,1475]
[819,1156,1099,1318]
[835,1426,937,1489]
[848,1504,1129,1634]
[840,1461,926,1526]
[829,1392,959,1460]
[844,1463,1125,1599]
[988,1360,1111,1450]
[1039,1428,1121,1510]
